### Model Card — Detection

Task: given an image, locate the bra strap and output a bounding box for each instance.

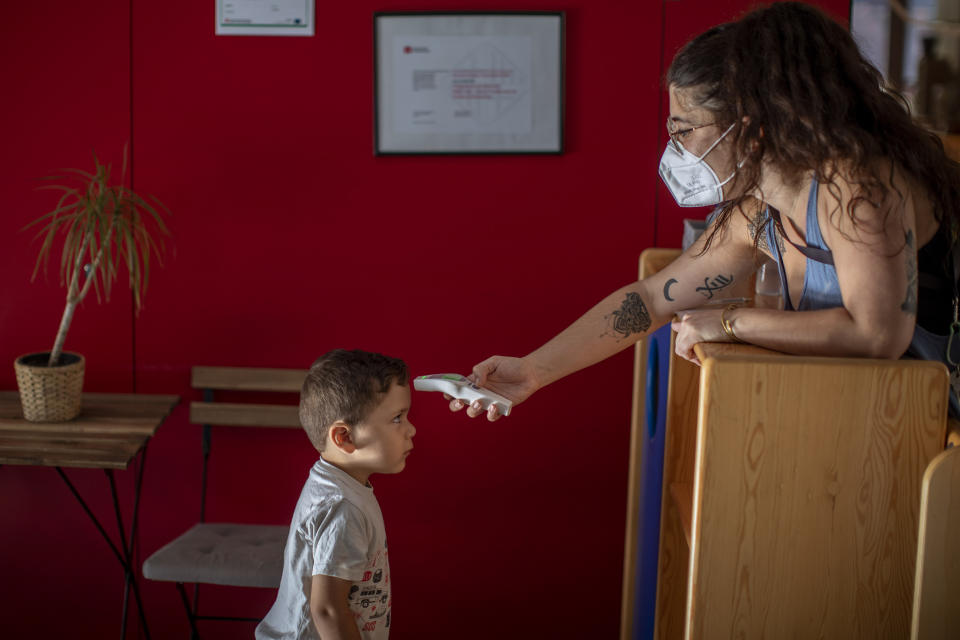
[768,207,835,265]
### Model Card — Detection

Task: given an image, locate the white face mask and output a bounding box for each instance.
[658,122,737,207]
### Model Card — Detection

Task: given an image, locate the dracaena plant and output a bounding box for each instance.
[25,148,170,366]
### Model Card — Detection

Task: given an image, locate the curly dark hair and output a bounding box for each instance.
[668,2,960,254]
[300,349,409,451]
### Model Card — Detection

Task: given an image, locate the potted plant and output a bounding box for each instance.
[14,148,170,421]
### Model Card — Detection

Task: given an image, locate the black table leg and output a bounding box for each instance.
[57,443,152,639]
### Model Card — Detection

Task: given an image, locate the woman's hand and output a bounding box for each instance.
[671,307,734,365]
[447,356,542,422]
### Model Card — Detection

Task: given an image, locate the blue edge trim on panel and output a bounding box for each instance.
[632,325,670,640]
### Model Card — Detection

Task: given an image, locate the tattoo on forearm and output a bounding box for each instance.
[695,274,734,299]
[663,278,677,301]
[901,230,918,315]
[604,292,651,339]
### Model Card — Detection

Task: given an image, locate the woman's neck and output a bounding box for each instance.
[756,169,813,227]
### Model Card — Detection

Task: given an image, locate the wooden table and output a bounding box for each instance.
[0,391,179,639]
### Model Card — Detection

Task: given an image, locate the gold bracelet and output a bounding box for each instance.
[720,304,744,343]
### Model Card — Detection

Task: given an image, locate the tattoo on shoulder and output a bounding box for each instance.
[901,229,918,315]
[603,292,651,340]
[747,210,769,252]
[747,209,784,254]
[695,274,734,299]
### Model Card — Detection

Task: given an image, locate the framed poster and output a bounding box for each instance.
[216,0,315,37]
[374,12,564,154]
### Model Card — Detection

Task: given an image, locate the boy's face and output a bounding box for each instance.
[351,382,416,477]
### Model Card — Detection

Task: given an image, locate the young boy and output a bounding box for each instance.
[256,349,416,640]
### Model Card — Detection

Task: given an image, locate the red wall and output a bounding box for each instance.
[1,1,847,638]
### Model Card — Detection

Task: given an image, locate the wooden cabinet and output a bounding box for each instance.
[621,249,952,639]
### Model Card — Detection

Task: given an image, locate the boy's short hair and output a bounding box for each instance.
[300,349,409,451]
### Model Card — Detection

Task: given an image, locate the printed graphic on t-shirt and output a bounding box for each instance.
[347,544,391,634]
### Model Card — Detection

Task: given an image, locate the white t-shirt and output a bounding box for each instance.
[256,457,391,639]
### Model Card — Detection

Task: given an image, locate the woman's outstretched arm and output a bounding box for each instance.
[455,207,762,420]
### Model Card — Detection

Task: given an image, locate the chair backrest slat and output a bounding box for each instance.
[190,366,306,429]
[191,366,307,392]
[189,402,301,428]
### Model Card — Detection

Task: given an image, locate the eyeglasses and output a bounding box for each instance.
[666,119,717,152]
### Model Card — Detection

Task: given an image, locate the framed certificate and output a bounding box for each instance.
[374,12,565,155]
[215,0,315,36]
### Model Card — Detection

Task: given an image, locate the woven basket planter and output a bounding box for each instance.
[14,352,85,422]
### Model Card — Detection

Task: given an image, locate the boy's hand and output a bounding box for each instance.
[310,575,363,640]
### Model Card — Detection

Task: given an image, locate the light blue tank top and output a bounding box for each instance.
[764,177,959,415]
[765,178,843,311]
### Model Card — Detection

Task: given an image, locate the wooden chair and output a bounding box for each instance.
[911,422,960,640]
[143,366,307,638]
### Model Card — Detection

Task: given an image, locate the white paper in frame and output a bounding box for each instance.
[374,12,564,154]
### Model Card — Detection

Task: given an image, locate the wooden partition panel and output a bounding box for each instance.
[622,248,683,639]
[911,445,960,639]
[689,350,948,639]
[653,336,701,640]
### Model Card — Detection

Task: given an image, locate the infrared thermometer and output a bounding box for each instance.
[413,373,513,416]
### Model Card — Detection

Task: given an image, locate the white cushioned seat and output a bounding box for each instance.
[143,523,287,588]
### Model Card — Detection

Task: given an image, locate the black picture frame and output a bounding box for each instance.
[373,11,565,155]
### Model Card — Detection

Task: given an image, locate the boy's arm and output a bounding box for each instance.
[309,574,362,640]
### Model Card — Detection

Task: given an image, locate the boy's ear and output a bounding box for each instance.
[329,422,357,454]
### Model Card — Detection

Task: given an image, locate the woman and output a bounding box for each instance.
[451,2,960,421]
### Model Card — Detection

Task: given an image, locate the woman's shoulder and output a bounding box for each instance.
[820,158,923,225]
[814,157,941,255]
[727,196,775,255]
[820,157,931,204]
